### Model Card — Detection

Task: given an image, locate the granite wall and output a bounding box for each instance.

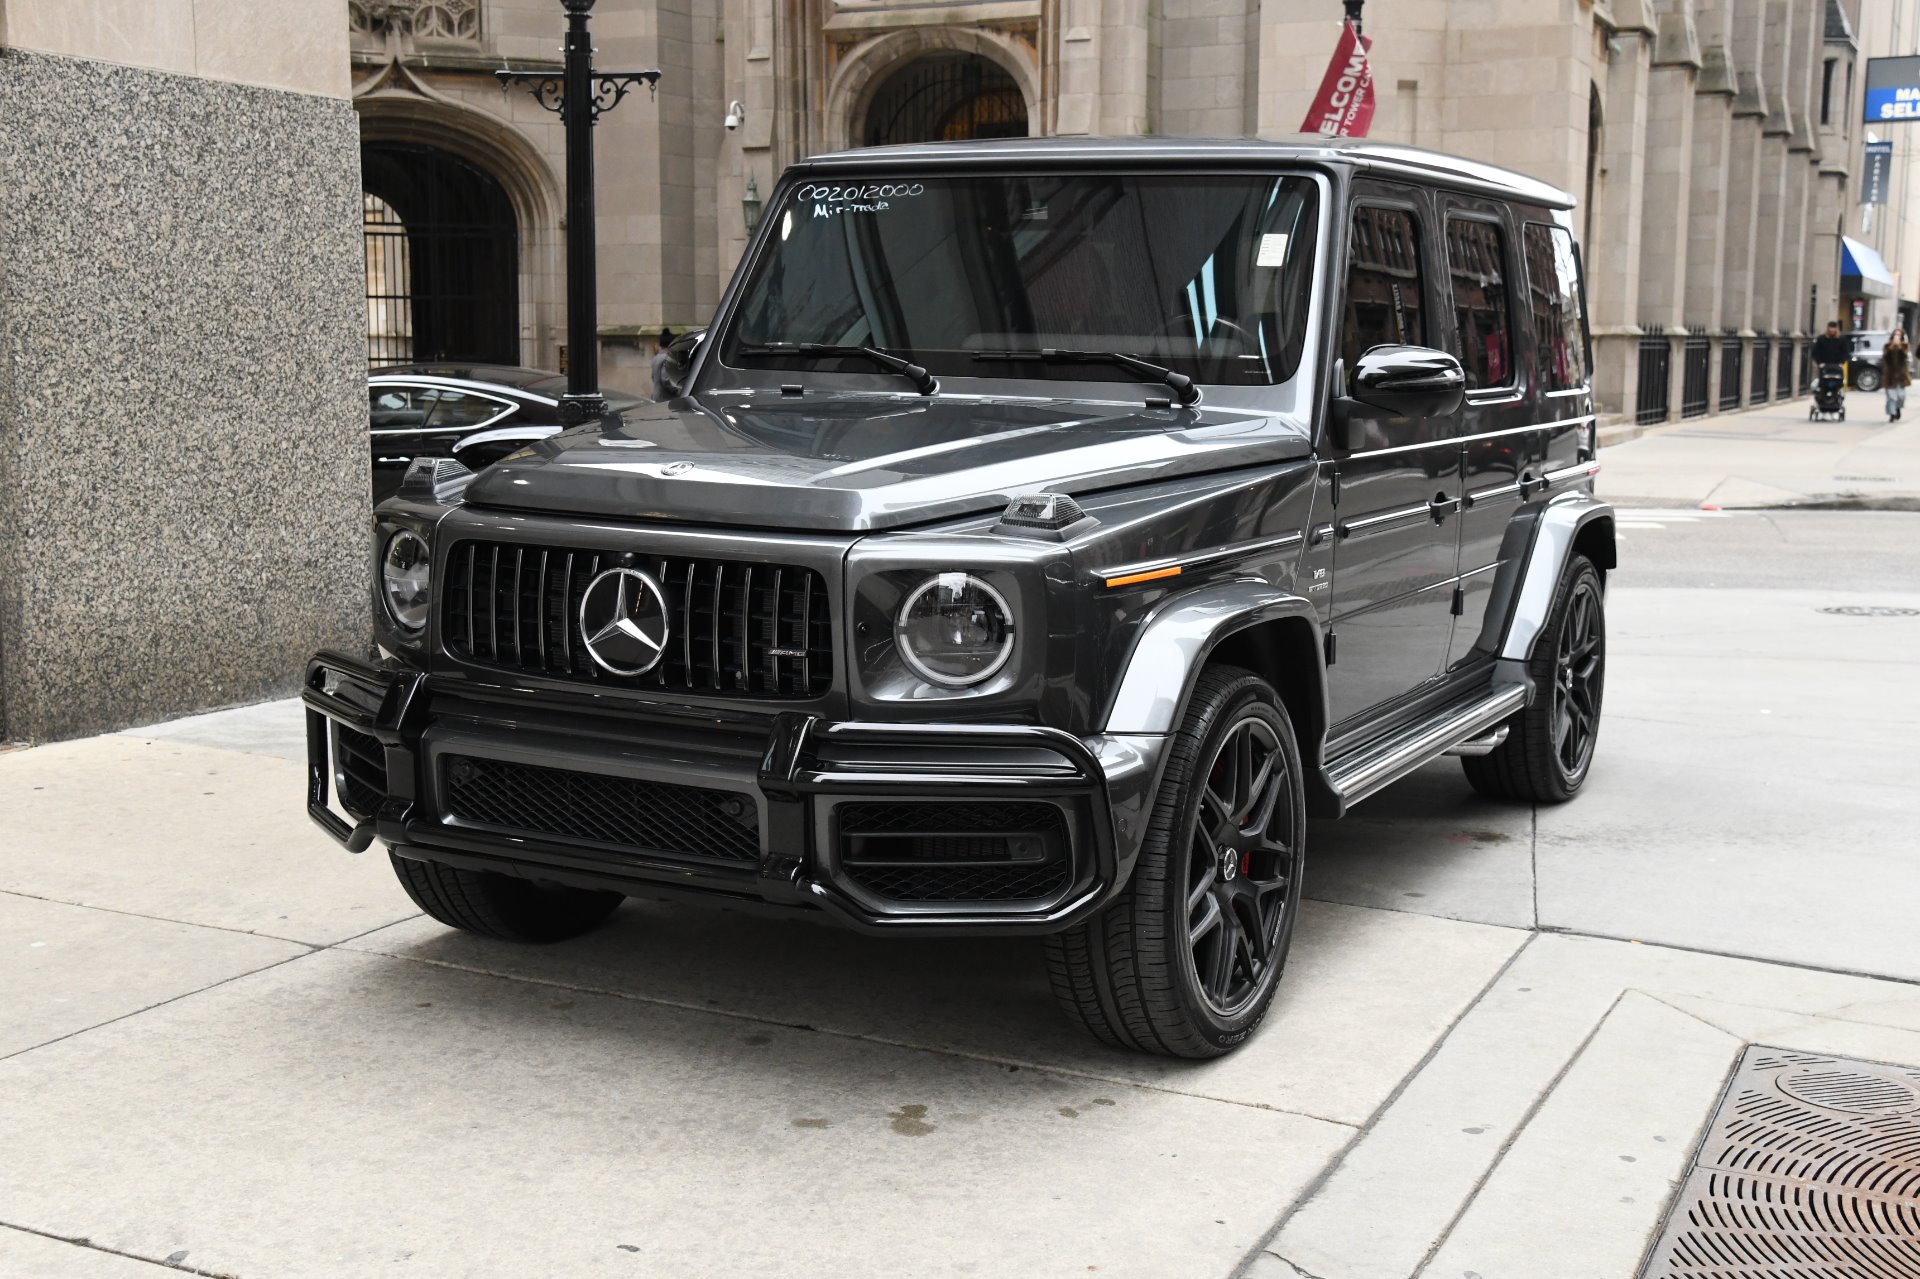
[0,48,369,741]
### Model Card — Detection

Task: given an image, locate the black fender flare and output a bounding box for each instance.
[1099,578,1325,736]
[1494,492,1616,663]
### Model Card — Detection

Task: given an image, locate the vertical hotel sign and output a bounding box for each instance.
[1864,56,1920,122]
[1301,19,1375,138]
[1862,140,1893,205]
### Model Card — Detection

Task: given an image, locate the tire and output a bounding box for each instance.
[1856,367,1881,392]
[1045,666,1306,1058]
[389,853,623,942]
[1463,554,1606,804]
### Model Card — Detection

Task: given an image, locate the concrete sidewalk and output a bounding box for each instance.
[5,513,1920,1277]
[1601,387,1920,509]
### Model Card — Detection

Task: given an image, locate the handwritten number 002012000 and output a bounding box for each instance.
[794,183,926,203]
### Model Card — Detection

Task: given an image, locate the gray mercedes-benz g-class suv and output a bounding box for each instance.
[305,137,1612,1058]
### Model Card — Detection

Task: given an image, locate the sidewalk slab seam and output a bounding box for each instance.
[1415,991,1741,1279]
[0,1221,197,1276]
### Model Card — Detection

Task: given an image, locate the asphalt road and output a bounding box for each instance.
[1312,507,1920,982]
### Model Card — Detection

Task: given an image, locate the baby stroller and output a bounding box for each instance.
[1809,363,1847,421]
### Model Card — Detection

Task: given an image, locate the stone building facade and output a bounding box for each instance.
[0,1,369,742]
[347,0,1862,422]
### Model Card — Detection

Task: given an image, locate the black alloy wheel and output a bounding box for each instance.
[1184,713,1297,1016]
[1046,666,1306,1058]
[1463,553,1607,803]
[1551,572,1604,779]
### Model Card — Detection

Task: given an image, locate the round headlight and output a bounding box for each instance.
[381,530,431,632]
[895,572,1015,688]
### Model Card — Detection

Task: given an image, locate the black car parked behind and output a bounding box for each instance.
[367,364,645,502]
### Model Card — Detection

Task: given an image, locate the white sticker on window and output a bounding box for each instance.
[1256,233,1291,268]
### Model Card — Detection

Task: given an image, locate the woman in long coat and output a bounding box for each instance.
[1883,328,1911,422]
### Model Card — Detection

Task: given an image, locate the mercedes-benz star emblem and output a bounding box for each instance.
[578,567,672,677]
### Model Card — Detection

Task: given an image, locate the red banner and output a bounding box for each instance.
[1301,19,1375,139]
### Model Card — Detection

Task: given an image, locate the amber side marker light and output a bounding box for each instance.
[1103,565,1183,588]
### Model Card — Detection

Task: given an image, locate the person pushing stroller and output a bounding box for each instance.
[1809,322,1850,422]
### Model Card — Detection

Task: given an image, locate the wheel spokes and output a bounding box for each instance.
[1185,711,1300,1015]
[1188,858,1217,916]
[1550,582,1603,773]
[1190,889,1223,945]
[1206,907,1238,1000]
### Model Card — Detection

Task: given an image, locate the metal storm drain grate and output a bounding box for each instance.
[1639,1046,1920,1278]
[1817,606,1920,618]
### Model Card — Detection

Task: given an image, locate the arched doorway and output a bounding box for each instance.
[862,53,1028,147]
[361,142,518,366]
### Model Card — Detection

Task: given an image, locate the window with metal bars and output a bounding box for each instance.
[364,194,413,365]
[441,541,833,699]
[1636,328,1671,426]
[1680,329,1711,418]
[1719,333,1743,412]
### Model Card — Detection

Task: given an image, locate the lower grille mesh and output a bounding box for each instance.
[442,755,759,864]
[839,801,1071,903]
[333,725,387,822]
[847,863,1072,903]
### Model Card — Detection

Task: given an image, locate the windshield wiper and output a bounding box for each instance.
[971,348,1199,407]
[739,342,938,396]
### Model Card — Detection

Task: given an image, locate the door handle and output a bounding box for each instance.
[1428,492,1459,523]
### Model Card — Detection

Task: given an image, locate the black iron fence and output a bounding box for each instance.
[1636,327,1672,426]
[1798,341,1812,396]
[1719,332,1744,412]
[1777,336,1794,399]
[1680,328,1712,418]
[1751,334,1772,405]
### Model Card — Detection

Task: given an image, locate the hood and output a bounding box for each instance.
[464,393,1313,531]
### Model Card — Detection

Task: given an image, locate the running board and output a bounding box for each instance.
[1446,726,1510,757]
[1325,685,1528,808]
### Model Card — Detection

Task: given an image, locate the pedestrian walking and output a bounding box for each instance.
[650,327,676,401]
[1882,328,1910,421]
[1811,320,1850,370]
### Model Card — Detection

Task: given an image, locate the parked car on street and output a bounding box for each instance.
[309,138,1614,1058]
[367,364,645,502]
[1849,330,1889,390]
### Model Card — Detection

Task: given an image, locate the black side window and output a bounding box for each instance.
[369,385,430,429]
[1342,206,1426,369]
[424,389,508,429]
[1445,217,1512,389]
[1523,222,1589,392]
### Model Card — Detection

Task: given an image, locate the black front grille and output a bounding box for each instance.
[333,725,387,821]
[441,755,760,864]
[442,540,832,698]
[838,801,1071,903]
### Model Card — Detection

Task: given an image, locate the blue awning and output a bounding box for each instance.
[1842,235,1896,298]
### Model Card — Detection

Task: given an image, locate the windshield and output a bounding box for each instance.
[722,172,1320,389]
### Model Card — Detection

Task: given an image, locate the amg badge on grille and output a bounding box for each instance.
[578,567,672,676]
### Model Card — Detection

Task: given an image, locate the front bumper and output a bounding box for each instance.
[303,651,1164,935]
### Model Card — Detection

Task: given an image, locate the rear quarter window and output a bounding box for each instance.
[1523,222,1588,392]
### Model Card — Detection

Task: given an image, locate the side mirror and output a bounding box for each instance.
[1348,344,1466,419]
[660,328,706,398]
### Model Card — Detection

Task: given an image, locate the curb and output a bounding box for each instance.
[1595,417,1641,449]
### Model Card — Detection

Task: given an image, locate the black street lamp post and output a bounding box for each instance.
[1344,0,1364,34]
[498,0,661,424]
